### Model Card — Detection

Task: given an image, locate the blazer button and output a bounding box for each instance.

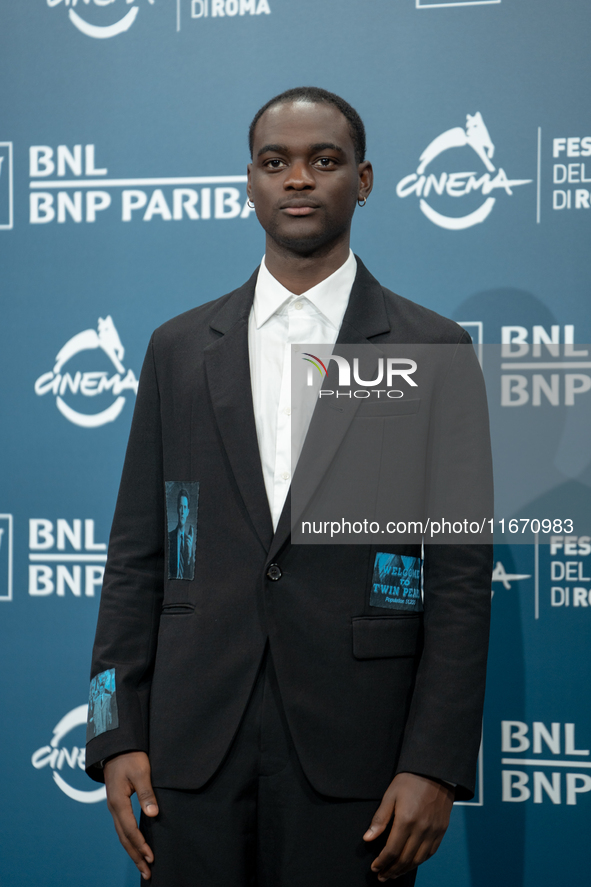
[266,564,282,581]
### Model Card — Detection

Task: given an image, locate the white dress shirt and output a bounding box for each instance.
[248,250,357,530]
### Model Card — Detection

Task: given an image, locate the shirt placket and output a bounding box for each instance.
[272,300,297,527]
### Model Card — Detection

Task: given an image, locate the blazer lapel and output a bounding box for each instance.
[268,257,391,561]
[204,271,274,552]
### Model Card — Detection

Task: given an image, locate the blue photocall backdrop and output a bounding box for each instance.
[0,1,590,884]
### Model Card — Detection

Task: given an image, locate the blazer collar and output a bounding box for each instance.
[337,255,391,343]
[209,256,389,338]
[204,267,274,553]
[209,267,258,334]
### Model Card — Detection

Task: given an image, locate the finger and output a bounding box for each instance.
[112,817,153,880]
[135,774,159,817]
[383,829,443,881]
[377,815,449,880]
[370,809,412,873]
[379,834,425,881]
[108,788,155,864]
[407,820,448,867]
[372,832,413,881]
[427,831,445,858]
[363,793,396,841]
[112,800,155,861]
[409,832,444,869]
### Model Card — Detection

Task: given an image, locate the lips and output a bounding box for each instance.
[280,201,320,217]
[284,206,316,216]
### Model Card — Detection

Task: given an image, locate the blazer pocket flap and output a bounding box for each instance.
[352,616,421,659]
[356,398,421,418]
[161,603,195,615]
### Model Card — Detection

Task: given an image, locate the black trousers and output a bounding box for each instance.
[141,649,417,887]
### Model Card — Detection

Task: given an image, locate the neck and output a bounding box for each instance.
[264,235,351,295]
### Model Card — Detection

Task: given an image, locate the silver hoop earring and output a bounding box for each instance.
[247,199,255,209]
[357,198,367,207]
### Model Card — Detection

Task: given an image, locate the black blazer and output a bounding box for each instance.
[86,258,492,801]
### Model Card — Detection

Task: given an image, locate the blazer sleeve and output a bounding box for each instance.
[85,336,165,782]
[395,334,494,800]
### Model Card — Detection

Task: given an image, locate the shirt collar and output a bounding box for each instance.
[252,249,357,331]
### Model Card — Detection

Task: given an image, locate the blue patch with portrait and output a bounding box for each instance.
[165,481,199,580]
[86,667,119,741]
[370,553,423,612]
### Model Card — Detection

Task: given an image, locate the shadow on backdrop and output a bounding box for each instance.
[452,288,556,887]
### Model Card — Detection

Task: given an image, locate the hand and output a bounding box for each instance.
[104,751,159,881]
[363,772,454,881]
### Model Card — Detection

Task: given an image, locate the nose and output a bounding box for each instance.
[283,159,315,191]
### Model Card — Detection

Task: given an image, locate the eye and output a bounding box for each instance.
[314,157,337,169]
[265,158,286,169]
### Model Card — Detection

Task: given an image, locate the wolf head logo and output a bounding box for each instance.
[54,315,125,375]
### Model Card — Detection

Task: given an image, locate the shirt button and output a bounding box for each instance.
[294,302,303,310]
[281,471,290,481]
[283,407,292,416]
[267,564,282,581]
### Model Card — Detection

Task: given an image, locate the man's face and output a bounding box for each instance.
[248,101,372,255]
[178,496,189,528]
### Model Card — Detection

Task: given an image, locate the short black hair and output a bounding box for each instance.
[249,87,366,165]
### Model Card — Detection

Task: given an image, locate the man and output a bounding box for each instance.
[167,488,195,580]
[86,87,492,886]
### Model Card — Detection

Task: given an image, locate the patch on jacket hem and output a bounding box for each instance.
[87,668,119,741]
[165,481,199,580]
[370,553,423,612]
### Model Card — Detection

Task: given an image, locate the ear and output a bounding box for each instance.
[247,162,253,200]
[358,160,373,201]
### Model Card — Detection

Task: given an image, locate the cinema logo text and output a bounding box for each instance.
[29,144,253,224]
[47,0,154,40]
[28,517,106,598]
[396,113,531,230]
[190,0,270,18]
[34,316,138,428]
[32,705,106,803]
[502,720,591,805]
[549,535,591,609]
[552,135,591,211]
